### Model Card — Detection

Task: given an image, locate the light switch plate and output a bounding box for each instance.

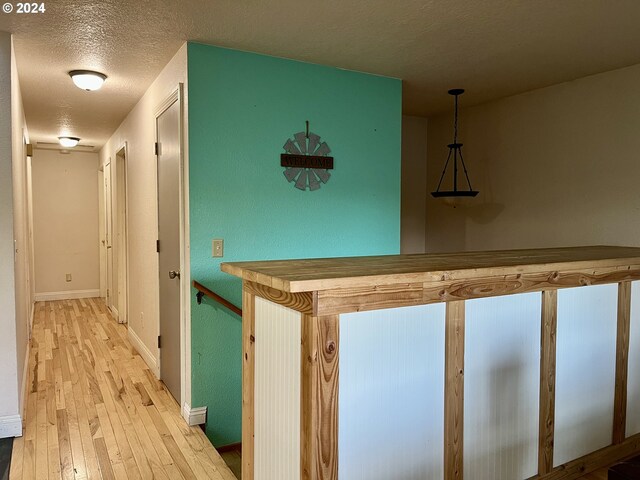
[212,239,224,258]
[66,273,72,282]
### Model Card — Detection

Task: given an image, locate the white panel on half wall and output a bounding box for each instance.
[254,297,301,480]
[464,293,541,480]
[554,284,618,466]
[339,303,446,480]
[627,281,640,437]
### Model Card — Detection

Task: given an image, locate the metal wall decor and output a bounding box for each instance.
[431,89,479,198]
[281,121,334,191]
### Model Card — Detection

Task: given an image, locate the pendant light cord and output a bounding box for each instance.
[453,93,458,145]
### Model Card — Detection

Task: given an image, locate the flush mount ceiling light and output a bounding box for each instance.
[431,89,479,200]
[69,70,107,91]
[58,136,80,148]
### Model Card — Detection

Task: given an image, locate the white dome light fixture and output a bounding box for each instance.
[58,136,80,148]
[69,70,107,91]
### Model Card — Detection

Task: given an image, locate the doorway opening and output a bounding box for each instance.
[104,146,129,324]
[114,146,129,324]
[104,159,113,311]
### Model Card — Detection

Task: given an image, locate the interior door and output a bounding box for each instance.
[156,95,182,404]
[104,161,114,312]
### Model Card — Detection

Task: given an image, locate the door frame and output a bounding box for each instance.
[98,166,106,299]
[104,159,115,314]
[114,143,130,324]
[154,84,191,410]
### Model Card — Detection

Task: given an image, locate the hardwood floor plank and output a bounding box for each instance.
[47,411,62,480]
[120,421,154,479]
[118,376,167,474]
[160,434,195,479]
[94,403,125,472]
[125,390,174,468]
[21,389,37,480]
[72,381,100,480]
[93,437,116,480]
[162,462,187,480]
[54,346,66,411]
[149,388,225,480]
[35,374,49,480]
[96,379,141,480]
[57,408,75,480]
[9,426,25,480]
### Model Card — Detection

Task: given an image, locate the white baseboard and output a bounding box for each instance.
[34,289,100,301]
[0,415,22,438]
[182,403,207,426]
[128,328,160,377]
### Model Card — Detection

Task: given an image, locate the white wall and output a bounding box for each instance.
[0,31,31,437]
[11,35,32,422]
[31,149,100,298]
[425,62,640,252]
[99,44,188,382]
[401,115,427,254]
[0,31,20,437]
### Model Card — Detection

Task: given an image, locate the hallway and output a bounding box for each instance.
[9,299,236,480]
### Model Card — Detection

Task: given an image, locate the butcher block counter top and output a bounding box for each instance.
[221,245,640,293]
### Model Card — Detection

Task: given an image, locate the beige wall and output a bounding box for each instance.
[32,149,100,296]
[425,63,640,253]
[401,115,428,254]
[99,44,188,382]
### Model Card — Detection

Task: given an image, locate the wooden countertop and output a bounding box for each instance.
[221,246,640,293]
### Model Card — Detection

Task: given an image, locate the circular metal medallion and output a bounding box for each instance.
[281,130,334,191]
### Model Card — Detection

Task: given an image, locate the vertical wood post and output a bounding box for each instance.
[538,289,558,474]
[444,301,465,480]
[301,315,339,480]
[613,281,632,444]
[242,287,256,480]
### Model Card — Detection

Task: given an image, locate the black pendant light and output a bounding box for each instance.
[431,89,479,198]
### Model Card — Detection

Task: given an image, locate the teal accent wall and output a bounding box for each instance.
[187,42,402,446]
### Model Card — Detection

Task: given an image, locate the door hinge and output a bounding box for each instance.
[154,142,159,155]
[156,240,160,253]
[158,335,161,349]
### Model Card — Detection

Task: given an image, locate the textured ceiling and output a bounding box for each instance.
[2,0,640,147]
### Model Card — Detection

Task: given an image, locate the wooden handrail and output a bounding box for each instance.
[193,280,242,317]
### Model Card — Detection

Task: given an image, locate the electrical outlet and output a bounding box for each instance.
[65,273,72,282]
[212,239,224,258]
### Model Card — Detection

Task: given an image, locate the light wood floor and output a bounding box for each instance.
[9,298,237,480]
